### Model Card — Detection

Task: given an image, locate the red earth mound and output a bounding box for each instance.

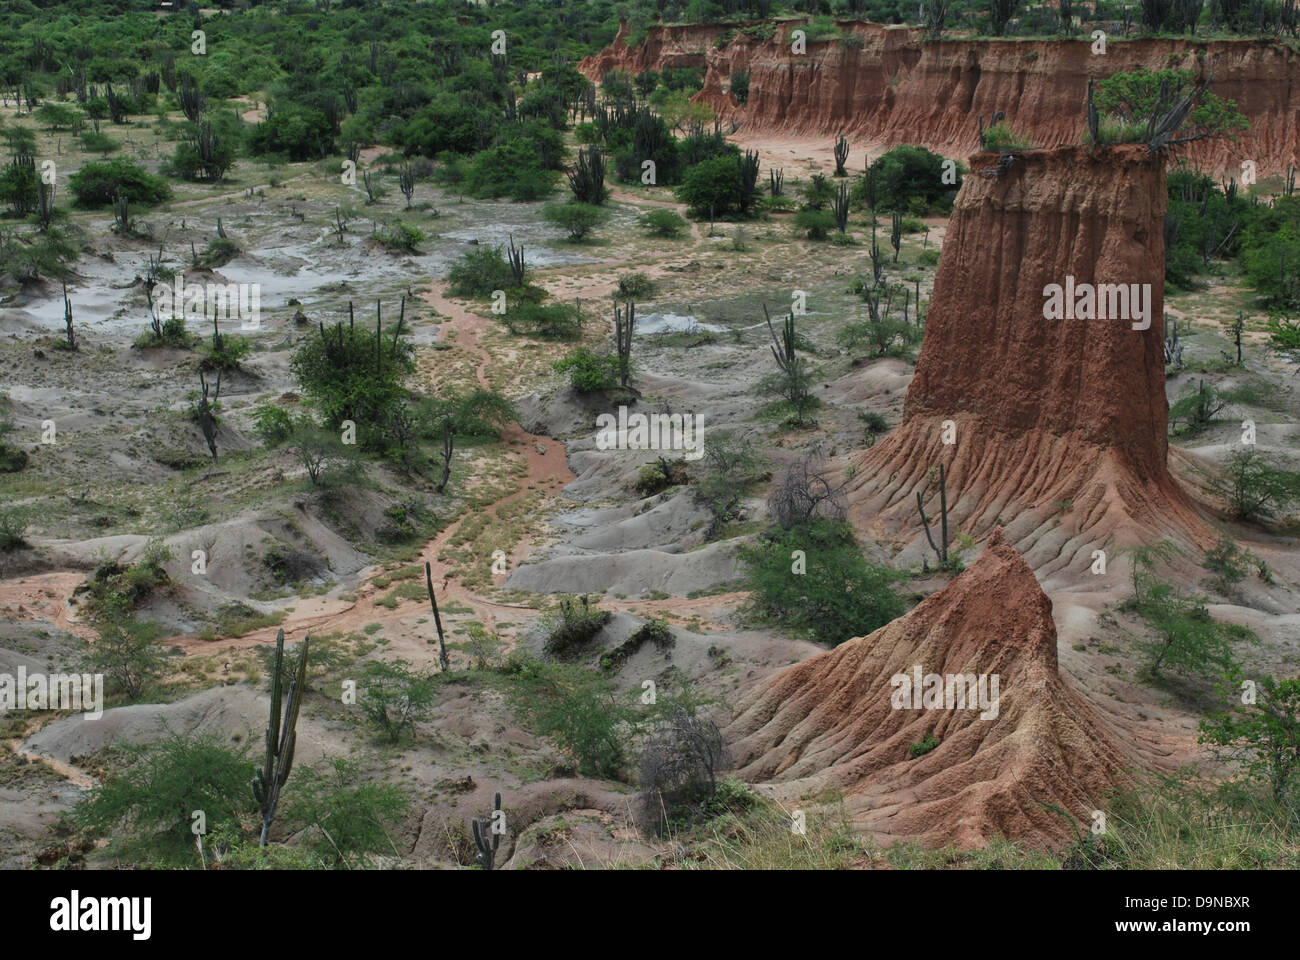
[726,528,1129,849]
[582,21,1300,177]
[845,144,1211,576]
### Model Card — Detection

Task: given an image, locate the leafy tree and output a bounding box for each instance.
[1093,69,1248,151]
[290,319,415,436]
[1212,448,1300,523]
[543,201,608,241]
[1268,315,1300,365]
[861,145,960,213]
[675,153,745,219]
[248,105,333,161]
[1200,671,1300,810]
[67,158,171,207]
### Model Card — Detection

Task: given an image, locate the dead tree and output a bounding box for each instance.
[436,416,455,494]
[144,246,166,336]
[62,281,76,350]
[916,462,951,571]
[424,561,450,672]
[767,449,846,529]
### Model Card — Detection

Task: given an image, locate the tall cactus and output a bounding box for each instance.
[252,628,310,846]
[833,134,849,176]
[473,792,503,870]
[831,181,850,234]
[614,300,634,389]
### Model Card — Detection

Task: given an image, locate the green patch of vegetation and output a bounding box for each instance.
[739,518,905,647]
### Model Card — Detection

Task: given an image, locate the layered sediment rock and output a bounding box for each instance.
[845,145,1209,576]
[582,22,1300,176]
[727,528,1128,848]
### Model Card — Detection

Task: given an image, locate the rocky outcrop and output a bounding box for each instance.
[582,21,1300,176]
[845,144,1210,577]
[727,528,1128,849]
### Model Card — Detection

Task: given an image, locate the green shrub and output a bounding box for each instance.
[79,131,119,156]
[641,209,688,236]
[501,301,583,340]
[74,735,255,865]
[200,333,252,372]
[858,145,960,214]
[553,346,618,392]
[542,201,608,241]
[739,517,905,646]
[359,659,436,743]
[542,595,611,659]
[281,757,412,867]
[446,245,517,298]
[1212,448,1300,523]
[67,158,171,207]
[909,733,940,758]
[0,507,28,550]
[290,318,414,433]
[1125,542,1256,679]
[795,208,835,240]
[196,236,241,269]
[506,655,638,779]
[375,221,424,253]
[981,122,1035,151]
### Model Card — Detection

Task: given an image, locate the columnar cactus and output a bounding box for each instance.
[472,792,503,870]
[252,627,310,846]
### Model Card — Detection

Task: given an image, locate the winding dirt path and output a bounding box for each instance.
[164,284,576,658]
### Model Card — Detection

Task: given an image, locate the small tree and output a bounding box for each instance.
[1213,448,1300,523]
[360,659,436,743]
[84,611,165,701]
[542,201,607,241]
[638,688,727,833]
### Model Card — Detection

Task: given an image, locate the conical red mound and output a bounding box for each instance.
[846,146,1209,576]
[727,529,1128,848]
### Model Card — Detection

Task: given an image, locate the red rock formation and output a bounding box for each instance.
[582,21,1300,177]
[727,528,1128,849]
[845,145,1210,577]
